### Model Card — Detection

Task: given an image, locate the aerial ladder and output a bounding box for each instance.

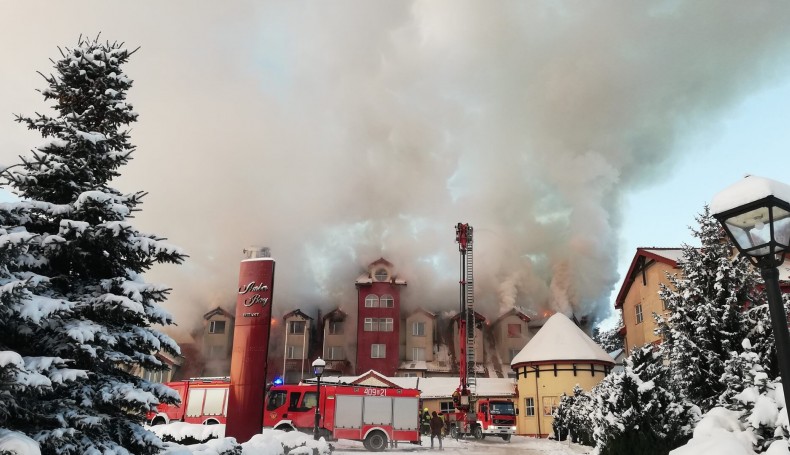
[452,223,479,429]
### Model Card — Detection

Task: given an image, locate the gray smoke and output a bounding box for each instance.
[2,1,790,338]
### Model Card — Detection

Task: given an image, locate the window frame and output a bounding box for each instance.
[635,303,644,325]
[412,347,425,361]
[371,344,386,358]
[412,321,426,336]
[209,320,226,334]
[289,320,306,334]
[374,268,389,282]
[525,397,535,417]
[365,294,379,308]
[328,320,343,335]
[380,294,394,308]
[327,345,344,360]
[507,323,522,338]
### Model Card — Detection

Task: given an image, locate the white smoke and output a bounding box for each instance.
[2,1,790,333]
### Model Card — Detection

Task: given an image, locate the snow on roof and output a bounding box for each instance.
[510,313,614,366]
[711,175,790,215]
[641,248,684,263]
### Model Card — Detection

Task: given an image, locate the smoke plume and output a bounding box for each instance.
[2,1,790,336]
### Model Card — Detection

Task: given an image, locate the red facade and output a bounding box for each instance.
[355,259,405,376]
[226,258,275,443]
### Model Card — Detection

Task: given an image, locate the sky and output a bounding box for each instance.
[2,1,790,336]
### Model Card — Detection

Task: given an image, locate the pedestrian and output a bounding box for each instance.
[430,411,444,450]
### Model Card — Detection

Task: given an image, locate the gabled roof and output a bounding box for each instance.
[615,247,682,309]
[352,370,402,388]
[283,309,313,320]
[493,307,531,325]
[322,308,347,321]
[407,308,437,319]
[510,313,614,367]
[203,307,234,320]
[355,257,408,285]
[450,311,487,323]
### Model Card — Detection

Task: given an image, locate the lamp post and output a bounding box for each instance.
[312,357,326,440]
[712,175,790,418]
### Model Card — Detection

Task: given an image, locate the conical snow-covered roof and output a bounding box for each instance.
[510,313,614,367]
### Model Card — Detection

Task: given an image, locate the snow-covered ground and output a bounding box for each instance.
[332,435,591,455]
[142,422,591,455]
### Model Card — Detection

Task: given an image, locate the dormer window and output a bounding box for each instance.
[374,268,389,282]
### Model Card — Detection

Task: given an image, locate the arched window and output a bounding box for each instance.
[380,294,394,308]
[374,268,389,282]
[365,294,379,308]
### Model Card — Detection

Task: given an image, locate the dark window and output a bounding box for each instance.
[329,321,344,335]
[288,392,302,411]
[289,321,306,334]
[374,269,388,282]
[209,320,226,334]
[266,390,286,411]
[380,294,394,308]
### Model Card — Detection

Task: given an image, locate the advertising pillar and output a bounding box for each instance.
[225,254,275,442]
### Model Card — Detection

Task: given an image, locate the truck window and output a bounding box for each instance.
[302,392,318,409]
[490,402,516,416]
[288,392,302,411]
[203,388,226,416]
[186,389,206,417]
[266,390,287,411]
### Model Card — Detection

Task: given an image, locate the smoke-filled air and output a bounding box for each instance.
[2,1,790,337]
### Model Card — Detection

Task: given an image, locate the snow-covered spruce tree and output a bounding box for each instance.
[590,345,699,455]
[592,316,624,353]
[553,385,594,445]
[655,206,757,412]
[719,339,789,452]
[0,36,184,454]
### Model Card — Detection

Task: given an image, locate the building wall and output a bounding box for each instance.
[283,314,311,383]
[494,314,531,365]
[405,312,435,362]
[356,281,401,376]
[202,312,234,376]
[620,261,675,356]
[513,361,610,437]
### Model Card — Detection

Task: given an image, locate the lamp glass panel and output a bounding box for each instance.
[725,207,771,256]
[773,206,790,247]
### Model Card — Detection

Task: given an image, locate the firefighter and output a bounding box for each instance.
[421,408,431,435]
[430,411,444,450]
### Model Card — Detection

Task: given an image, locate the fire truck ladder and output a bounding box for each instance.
[458,223,477,398]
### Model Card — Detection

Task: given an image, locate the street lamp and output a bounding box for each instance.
[312,357,326,441]
[712,175,790,418]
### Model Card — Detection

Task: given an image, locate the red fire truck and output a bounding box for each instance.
[264,383,421,451]
[450,224,517,441]
[148,377,230,426]
[147,379,421,451]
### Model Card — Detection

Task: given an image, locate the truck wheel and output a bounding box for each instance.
[364,431,388,452]
[450,426,459,440]
[150,417,167,426]
[501,434,511,441]
[472,426,483,440]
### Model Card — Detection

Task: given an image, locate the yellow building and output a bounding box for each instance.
[615,248,681,356]
[510,313,614,437]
